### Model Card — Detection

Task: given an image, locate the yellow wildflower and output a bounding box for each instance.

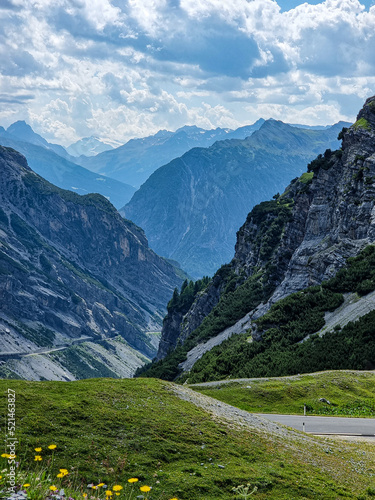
[34,455,42,461]
[48,444,57,450]
[59,468,69,474]
[105,491,113,497]
[83,495,87,498]
[92,486,98,490]
[1,454,10,458]
[35,447,42,452]
[115,494,120,497]
[140,486,151,493]
[23,484,30,488]
[50,486,58,491]
[98,483,105,487]
[128,478,138,483]
[113,485,123,492]
[57,473,65,478]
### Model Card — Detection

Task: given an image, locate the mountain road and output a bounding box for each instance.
[258,414,375,438]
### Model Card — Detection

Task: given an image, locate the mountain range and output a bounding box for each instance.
[76,120,266,188]
[0,146,183,380]
[0,122,135,208]
[139,96,375,382]
[124,119,349,278]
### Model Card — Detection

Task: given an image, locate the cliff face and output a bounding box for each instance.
[152,96,375,375]
[0,147,183,380]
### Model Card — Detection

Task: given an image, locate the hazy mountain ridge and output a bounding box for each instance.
[76,120,266,188]
[139,96,375,381]
[124,119,349,278]
[0,146,183,380]
[0,127,136,208]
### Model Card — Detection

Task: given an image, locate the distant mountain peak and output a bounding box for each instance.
[7,120,44,141]
[66,136,114,157]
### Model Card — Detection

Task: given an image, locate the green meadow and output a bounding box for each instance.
[0,375,375,499]
[191,370,375,417]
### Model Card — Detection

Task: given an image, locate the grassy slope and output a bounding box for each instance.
[191,370,375,417]
[1,377,375,499]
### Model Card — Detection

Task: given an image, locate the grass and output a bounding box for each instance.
[0,377,375,499]
[298,172,314,184]
[352,118,372,131]
[190,370,375,417]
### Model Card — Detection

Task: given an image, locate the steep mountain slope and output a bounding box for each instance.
[124,120,347,278]
[77,120,265,188]
[0,134,135,208]
[139,96,375,381]
[0,146,183,380]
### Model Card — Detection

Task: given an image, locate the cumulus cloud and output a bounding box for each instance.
[0,0,374,144]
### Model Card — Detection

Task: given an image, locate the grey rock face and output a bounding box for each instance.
[0,146,183,378]
[156,275,224,360]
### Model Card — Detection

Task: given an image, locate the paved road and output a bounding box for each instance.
[258,413,375,437]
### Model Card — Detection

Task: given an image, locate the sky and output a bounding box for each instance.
[0,0,375,146]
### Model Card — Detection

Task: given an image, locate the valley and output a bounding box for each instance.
[2,2,375,499]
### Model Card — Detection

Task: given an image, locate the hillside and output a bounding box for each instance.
[0,377,374,500]
[124,120,347,278]
[191,370,375,417]
[139,96,375,381]
[0,146,183,380]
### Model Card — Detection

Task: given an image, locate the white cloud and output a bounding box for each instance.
[0,0,374,145]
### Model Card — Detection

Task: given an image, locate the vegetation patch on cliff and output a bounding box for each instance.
[184,245,375,383]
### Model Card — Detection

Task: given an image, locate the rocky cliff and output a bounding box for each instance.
[0,147,183,380]
[143,96,375,380]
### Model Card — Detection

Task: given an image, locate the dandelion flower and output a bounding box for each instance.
[50,486,58,491]
[35,447,42,452]
[57,473,65,478]
[1,454,10,458]
[34,455,42,461]
[48,444,57,450]
[105,491,113,497]
[91,486,98,490]
[140,486,151,493]
[128,478,138,483]
[23,484,30,488]
[83,494,87,498]
[112,486,123,492]
[98,483,105,487]
[59,469,69,474]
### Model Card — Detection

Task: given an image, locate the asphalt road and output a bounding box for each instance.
[258,413,375,437]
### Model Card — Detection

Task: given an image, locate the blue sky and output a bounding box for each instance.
[0,0,375,146]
